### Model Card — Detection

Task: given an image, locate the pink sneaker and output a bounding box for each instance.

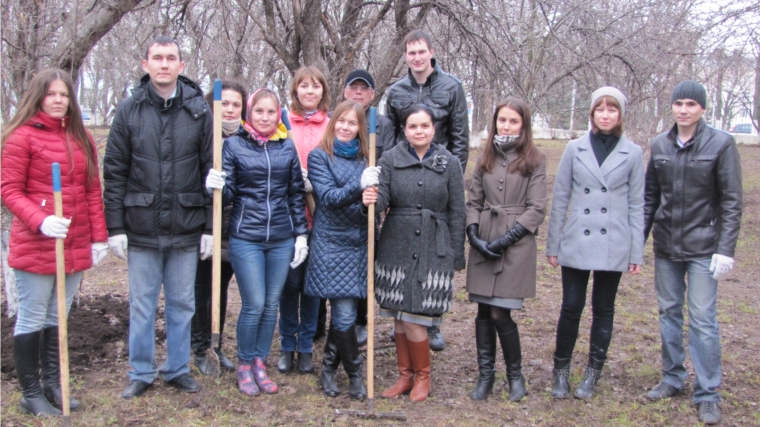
[237,362,260,396]
[253,358,278,394]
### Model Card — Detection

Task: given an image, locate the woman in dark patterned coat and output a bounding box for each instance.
[362,104,466,403]
[304,101,369,400]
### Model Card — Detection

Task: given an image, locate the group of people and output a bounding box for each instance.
[1,29,741,426]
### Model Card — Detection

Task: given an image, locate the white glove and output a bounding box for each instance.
[290,235,309,268]
[709,254,734,281]
[108,234,128,260]
[206,169,226,192]
[200,234,214,260]
[40,216,71,239]
[92,242,109,266]
[302,168,313,193]
[361,166,382,189]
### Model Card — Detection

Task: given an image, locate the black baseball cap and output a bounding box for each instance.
[345,70,375,89]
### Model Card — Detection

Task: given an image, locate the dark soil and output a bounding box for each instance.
[1,294,142,379]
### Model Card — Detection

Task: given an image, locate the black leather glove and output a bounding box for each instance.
[486,222,529,254]
[467,224,501,260]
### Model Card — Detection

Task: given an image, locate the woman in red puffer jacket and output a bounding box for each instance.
[1,69,107,417]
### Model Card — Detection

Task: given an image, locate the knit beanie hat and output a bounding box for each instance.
[670,80,706,109]
[590,87,627,116]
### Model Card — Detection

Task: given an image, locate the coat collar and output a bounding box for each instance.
[393,141,450,173]
[576,131,634,185]
[290,110,328,124]
[28,110,69,132]
[407,58,441,89]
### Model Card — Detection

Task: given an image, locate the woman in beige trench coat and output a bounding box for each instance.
[465,97,548,401]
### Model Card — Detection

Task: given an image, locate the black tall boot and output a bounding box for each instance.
[320,327,342,397]
[470,319,497,400]
[498,326,526,401]
[15,331,61,417]
[215,293,234,371]
[191,301,215,375]
[334,325,366,400]
[40,326,80,411]
[551,356,571,399]
[574,357,604,400]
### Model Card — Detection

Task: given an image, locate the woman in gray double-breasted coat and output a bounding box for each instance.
[464,98,548,402]
[545,87,644,400]
[362,104,465,403]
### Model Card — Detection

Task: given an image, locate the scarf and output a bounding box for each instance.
[334,138,360,159]
[493,134,520,157]
[243,89,288,145]
[303,109,319,121]
[222,119,241,137]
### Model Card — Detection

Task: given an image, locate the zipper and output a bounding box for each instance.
[265,143,272,241]
[418,86,422,102]
[236,201,245,233]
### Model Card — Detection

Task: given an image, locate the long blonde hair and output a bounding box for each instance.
[1,69,97,181]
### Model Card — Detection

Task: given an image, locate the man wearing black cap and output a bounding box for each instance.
[643,80,742,425]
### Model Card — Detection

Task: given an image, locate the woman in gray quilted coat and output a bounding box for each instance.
[304,101,369,400]
[362,104,466,403]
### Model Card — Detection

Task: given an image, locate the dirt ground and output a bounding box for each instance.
[2,139,759,426]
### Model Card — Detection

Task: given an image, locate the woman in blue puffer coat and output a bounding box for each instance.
[206,88,308,397]
[304,101,368,400]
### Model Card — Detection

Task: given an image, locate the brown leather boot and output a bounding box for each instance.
[381,333,414,398]
[408,338,431,402]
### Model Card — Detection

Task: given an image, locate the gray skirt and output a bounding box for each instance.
[379,308,442,327]
[468,293,523,310]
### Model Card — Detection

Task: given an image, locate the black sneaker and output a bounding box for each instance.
[697,401,721,425]
[646,381,680,401]
[427,325,445,351]
[164,374,201,393]
[122,380,152,399]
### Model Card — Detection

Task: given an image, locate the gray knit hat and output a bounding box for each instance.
[590,86,627,116]
[671,80,706,109]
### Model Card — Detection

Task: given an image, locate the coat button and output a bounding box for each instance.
[601,187,607,192]
[584,209,590,214]
[584,188,590,194]
[601,208,607,213]
[418,181,423,186]
[499,186,503,191]
[502,163,507,167]
[600,228,607,234]
[416,204,422,210]
[415,230,421,236]
[413,253,418,260]
[584,230,590,235]
[499,179,504,183]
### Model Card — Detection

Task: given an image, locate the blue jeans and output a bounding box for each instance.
[127,245,198,383]
[654,256,721,403]
[278,258,320,353]
[14,270,83,335]
[229,236,294,362]
[329,298,358,332]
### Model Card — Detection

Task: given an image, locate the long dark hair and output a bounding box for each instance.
[479,97,541,176]
[1,69,97,181]
[204,80,248,118]
[319,101,368,160]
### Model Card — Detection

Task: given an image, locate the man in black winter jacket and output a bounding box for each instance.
[385,30,470,174]
[643,80,742,425]
[104,36,213,399]
[385,30,470,351]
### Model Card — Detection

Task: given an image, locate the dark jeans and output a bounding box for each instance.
[192,258,234,356]
[318,297,367,330]
[554,266,622,366]
[278,259,320,353]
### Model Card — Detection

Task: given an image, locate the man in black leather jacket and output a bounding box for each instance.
[385,30,469,174]
[643,80,742,426]
[104,36,213,399]
[385,30,469,351]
